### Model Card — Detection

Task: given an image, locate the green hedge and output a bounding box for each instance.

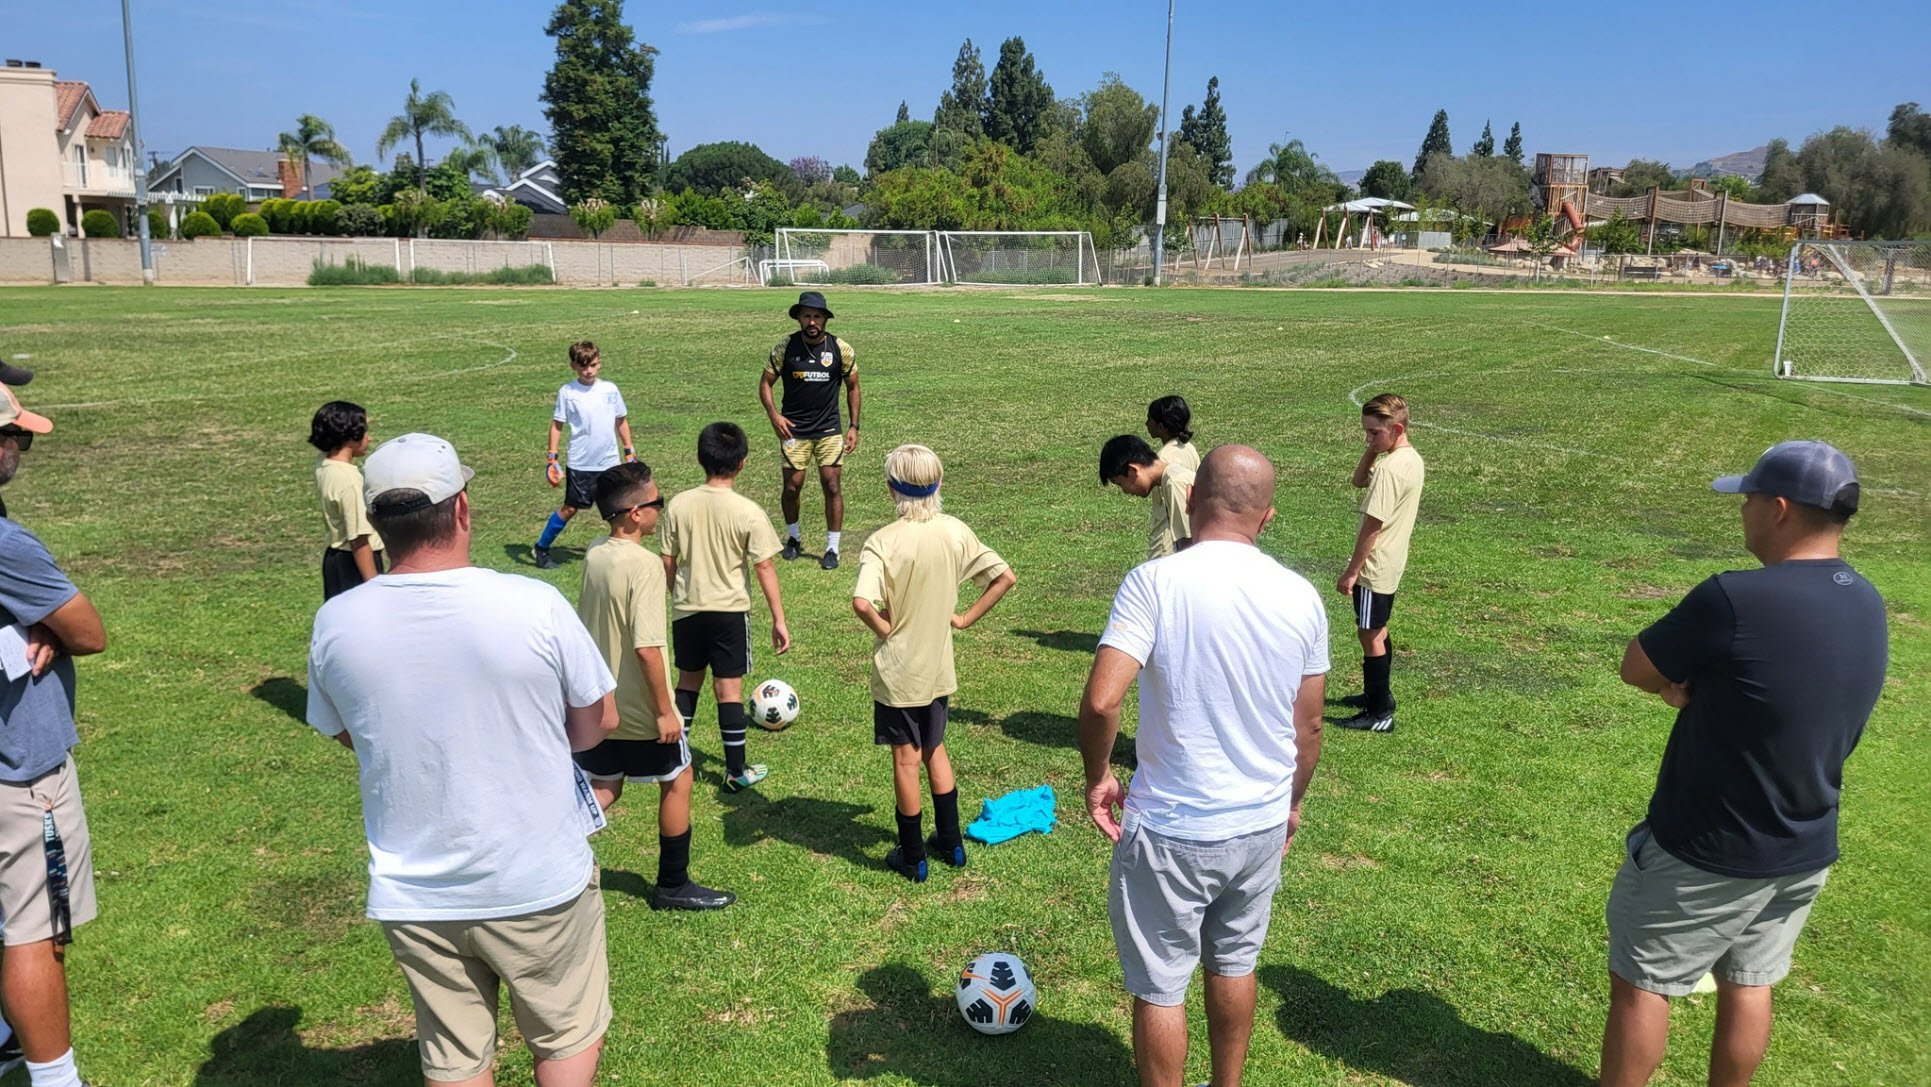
[179,212,221,240]
[818,263,900,285]
[203,193,244,230]
[307,257,554,287]
[80,209,121,238]
[960,266,1079,284]
[309,256,400,285]
[147,207,171,240]
[230,213,269,237]
[26,208,59,236]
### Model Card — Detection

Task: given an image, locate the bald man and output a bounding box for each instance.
[1078,446,1329,1087]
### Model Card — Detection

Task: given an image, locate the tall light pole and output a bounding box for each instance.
[1149,0,1174,286]
[122,0,153,285]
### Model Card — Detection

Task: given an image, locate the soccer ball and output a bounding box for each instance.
[748,679,799,731]
[956,952,1035,1035]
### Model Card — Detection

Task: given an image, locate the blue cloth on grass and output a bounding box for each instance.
[964,785,1057,845]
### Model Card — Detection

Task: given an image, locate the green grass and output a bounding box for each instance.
[1,285,1927,1086]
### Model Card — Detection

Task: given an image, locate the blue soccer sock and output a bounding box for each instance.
[537,511,569,549]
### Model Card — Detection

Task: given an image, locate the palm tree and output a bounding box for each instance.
[277,114,351,201]
[444,137,500,186]
[375,78,470,192]
[488,125,547,182]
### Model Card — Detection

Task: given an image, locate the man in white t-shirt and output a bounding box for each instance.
[307,433,619,1087]
[1078,444,1329,1087]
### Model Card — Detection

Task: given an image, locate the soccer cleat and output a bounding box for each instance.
[0,1034,21,1078]
[885,847,928,883]
[819,549,839,571]
[533,547,559,570]
[1336,709,1396,733]
[926,834,967,869]
[781,537,803,561]
[652,881,736,911]
[723,764,768,791]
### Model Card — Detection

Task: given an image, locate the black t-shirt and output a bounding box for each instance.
[765,333,853,439]
[1638,558,1887,878]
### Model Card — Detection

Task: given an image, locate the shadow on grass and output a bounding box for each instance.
[501,542,585,568]
[952,708,1134,769]
[193,1006,417,1086]
[1009,628,1101,654]
[1264,965,1592,1087]
[828,964,1132,1086]
[250,677,308,724]
[716,784,892,870]
[600,867,654,900]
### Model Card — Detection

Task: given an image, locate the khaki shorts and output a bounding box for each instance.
[0,756,98,946]
[1108,817,1288,1006]
[781,434,845,470]
[382,879,611,1081]
[1607,822,1828,996]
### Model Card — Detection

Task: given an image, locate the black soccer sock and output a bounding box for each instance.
[932,788,962,850]
[1363,653,1394,715]
[657,830,692,891]
[718,701,749,777]
[675,688,698,723]
[896,809,927,863]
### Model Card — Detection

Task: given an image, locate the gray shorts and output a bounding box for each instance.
[1607,822,1828,997]
[1108,816,1288,1006]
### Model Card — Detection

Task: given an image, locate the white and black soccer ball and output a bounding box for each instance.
[956,952,1035,1035]
[748,679,799,731]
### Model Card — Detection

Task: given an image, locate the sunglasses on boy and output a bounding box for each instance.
[0,426,33,451]
[615,497,664,516]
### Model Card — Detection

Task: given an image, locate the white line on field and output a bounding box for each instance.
[1348,369,1606,457]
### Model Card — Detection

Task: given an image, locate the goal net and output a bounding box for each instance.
[938,231,1100,286]
[1775,241,1931,385]
[772,229,939,286]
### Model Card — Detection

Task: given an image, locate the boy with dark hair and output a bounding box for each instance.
[660,422,791,791]
[852,444,1016,882]
[1101,434,1196,561]
[575,462,733,911]
[309,400,384,600]
[1146,395,1200,471]
[535,342,636,570]
[1335,393,1425,734]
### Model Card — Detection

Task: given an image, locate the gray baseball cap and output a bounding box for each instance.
[1711,440,1859,513]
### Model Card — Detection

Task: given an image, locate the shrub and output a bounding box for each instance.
[494,202,533,240]
[259,199,293,234]
[337,203,382,237]
[408,264,555,286]
[230,213,269,237]
[309,255,400,286]
[25,208,60,236]
[820,263,901,285]
[203,193,245,230]
[288,201,313,235]
[147,207,171,240]
[179,212,221,239]
[569,197,618,239]
[80,209,121,238]
[307,200,343,236]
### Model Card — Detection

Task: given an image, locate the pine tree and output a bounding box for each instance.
[933,39,986,140]
[1472,119,1495,158]
[896,100,910,125]
[1176,76,1233,188]
[1413,109,1452,178]
[984,37,1054,154]
[1503,121,1524,165]
[542,0,661,205]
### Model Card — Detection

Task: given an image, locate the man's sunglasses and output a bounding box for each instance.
[0,426,33,451]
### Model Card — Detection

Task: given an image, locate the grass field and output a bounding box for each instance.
[0,284,1926,1086]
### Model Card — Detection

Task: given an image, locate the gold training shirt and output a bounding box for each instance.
[578,536,673,740]
[1148,463,1196,560]
[315,458,384,553]
[1360,445,1425,593]
[661,485,783,619]
[1157,439,1201,472]
[854,515,1009,707]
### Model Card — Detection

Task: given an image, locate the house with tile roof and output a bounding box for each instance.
[0,60,138,236]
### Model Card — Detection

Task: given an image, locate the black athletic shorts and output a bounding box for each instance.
[874,696,949,749]
[562,468,601,513]
[1352,584,1396,631]
[322,546,385,601]
[672,611,752,678]
[574,736,692,783]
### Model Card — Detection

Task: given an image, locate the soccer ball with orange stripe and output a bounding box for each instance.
[956,952,1035,1035]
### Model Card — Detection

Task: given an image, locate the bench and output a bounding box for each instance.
[1621,265,1661,280]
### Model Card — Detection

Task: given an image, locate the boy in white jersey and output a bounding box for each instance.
[535,341,636,570]
[852,445,1016,882]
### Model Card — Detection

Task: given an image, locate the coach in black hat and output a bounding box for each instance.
[1599,440,1888,1087]
[758,291,861,570]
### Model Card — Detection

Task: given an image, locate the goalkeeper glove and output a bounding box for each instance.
[546,452,563,487]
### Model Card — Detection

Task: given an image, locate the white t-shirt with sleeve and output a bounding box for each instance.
[1098,540,1330,841]
[553,379,629,472]
[306,566,617,921]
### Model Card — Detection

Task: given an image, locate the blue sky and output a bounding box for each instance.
[11,0,1927,180]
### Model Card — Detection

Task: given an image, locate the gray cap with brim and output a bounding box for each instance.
[1711,440,1860,513]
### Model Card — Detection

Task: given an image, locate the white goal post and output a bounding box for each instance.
[772,229,940,286]
[937,231,1101,286]
[1775,240,1931,385]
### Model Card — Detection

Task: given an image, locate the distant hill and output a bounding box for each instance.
[1336,168,1366,186]
[1689,145,1768,181]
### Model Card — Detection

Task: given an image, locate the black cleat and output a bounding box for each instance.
[652,881,736,911]
[533,547,559,570]
[1336,709,1396,733]
[926,834,967,869]
[885,847,928,883]
[782,536,803,561]
[820,549,840,571]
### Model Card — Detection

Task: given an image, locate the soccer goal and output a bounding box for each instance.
[772,229,940,287]
[937,231,1101,286]
[1775,241,1931,385]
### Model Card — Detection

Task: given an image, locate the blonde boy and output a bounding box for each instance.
[1335,393,1425,733]
[575,462,733,911]
[852,445,1017,882]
